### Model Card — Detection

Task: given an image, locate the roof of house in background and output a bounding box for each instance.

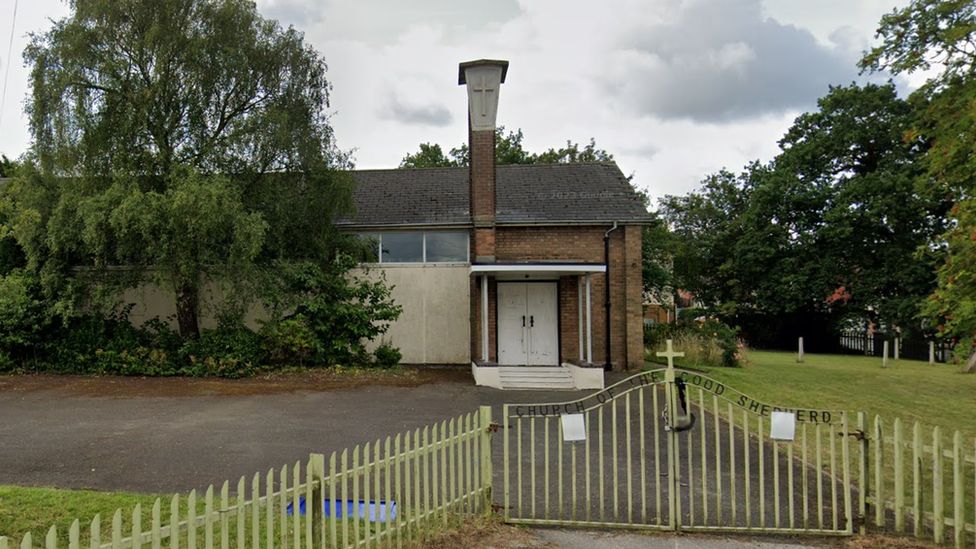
[342,162,651,227]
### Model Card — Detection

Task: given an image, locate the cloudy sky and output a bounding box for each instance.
[0,0,925,205]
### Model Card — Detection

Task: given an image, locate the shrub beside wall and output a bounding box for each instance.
[0,257,404,377]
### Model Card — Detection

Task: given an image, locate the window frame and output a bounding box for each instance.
[361,231,470,265]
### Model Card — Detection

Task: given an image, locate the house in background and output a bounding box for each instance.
[340,60,651,389]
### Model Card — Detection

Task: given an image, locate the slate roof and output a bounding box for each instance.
[343,162,650,227]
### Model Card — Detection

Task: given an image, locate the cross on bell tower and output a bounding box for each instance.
[459,60,508,131]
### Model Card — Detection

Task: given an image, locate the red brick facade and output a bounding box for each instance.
[469,225,645,370]
[470,128,497,262]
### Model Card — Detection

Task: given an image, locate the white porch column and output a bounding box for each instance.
[578,276,584,361]
[585,273,593,363]
[481,275,489,362]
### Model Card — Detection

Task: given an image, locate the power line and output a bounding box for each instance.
[0,0,20,142]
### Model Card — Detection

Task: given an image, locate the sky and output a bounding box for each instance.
[0,0,929,206]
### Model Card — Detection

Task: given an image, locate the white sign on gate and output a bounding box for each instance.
[561,414,586,442]
[770,411,797,441]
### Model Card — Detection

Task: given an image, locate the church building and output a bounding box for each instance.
[340,60,650,389]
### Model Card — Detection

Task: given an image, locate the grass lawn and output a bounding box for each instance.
[646,350,976,441]
[0,485,395,549]
[0,486,163,544]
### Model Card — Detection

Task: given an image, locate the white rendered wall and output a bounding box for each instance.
[357,265,471,365]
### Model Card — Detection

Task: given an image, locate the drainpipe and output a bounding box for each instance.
[604,221,619,372]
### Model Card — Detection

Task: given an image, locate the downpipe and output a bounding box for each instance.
[604,221,619,372]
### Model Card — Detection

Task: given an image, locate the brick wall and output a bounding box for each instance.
[476,224,644,369]
[470,128,496,261]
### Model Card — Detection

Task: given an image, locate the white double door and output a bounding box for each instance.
[497,282,559,366]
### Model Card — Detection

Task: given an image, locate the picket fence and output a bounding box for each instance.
[4,404,976,548]
[0,407,493,549]
[858,413,976,548]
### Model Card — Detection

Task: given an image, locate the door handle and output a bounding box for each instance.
[530,315,534,327]
[522,315,526,327]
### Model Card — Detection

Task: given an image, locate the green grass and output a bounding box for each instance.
[648,350,976,440]
[1,483,463,549]
[0,486,163,544]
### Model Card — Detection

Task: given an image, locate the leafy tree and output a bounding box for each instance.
[0,155,18,178]
[745,83,944,331]
[535,138,615,164]
[659,168,751,312]
[861,0,976,368]
[641,212,675,304]
[662,83,945,347]
[399,126,614,168]
[10,0,354,339]
[398,143,460,168]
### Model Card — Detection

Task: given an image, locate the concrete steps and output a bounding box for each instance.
[498,366,577,390]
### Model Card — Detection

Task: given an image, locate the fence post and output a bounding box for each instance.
[309,454,325,549]
[934,427,944,545]
[858,412,868,536]
[479,406,493,515]
[894,418,905,533]
[873,416,885,527]
[929,341,935,365]
[797,337,804,363]
[882,341,889,369]
[952,431,963,549]
[894,337,900,361]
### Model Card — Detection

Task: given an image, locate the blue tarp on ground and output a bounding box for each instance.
[286,498,396,523]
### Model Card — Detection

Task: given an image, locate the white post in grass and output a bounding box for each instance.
[797,337,804,363]
[929,341,935,365]
[882,340,889,368]
[894,337,900,360]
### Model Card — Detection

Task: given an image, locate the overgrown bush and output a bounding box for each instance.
[282,255,403,367]
[263,315,316,367]
[644,314,746,368]
[179,327,267,378]
[373,342,402,368]
[40,308,176,375]
[0,254,404,377]
[0,270,48,369]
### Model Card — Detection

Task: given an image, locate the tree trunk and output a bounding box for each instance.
[963,350,976,374]
[176,282,201,340]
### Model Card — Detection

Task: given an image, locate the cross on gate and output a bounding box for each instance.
[472,75,494,116]
[656,339,684,369]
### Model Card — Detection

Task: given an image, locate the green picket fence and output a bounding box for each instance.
[0,407,493,549]
[858,413,976,548]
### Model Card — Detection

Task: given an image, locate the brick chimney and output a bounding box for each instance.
[459,59,508,263]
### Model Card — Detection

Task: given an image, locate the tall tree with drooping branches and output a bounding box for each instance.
[10,0,355,339]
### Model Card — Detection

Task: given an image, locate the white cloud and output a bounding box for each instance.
[1,0,916,208]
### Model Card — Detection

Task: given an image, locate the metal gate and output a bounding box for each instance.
[500,343,853,536]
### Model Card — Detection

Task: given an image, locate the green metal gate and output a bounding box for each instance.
[500,342,853,536]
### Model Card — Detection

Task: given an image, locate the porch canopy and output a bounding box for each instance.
[469,263,606,363]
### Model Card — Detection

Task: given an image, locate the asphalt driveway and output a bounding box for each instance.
[0,369,582,493]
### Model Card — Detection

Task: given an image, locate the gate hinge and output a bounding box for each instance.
[846,430,866,441]
[487,423,510,432]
